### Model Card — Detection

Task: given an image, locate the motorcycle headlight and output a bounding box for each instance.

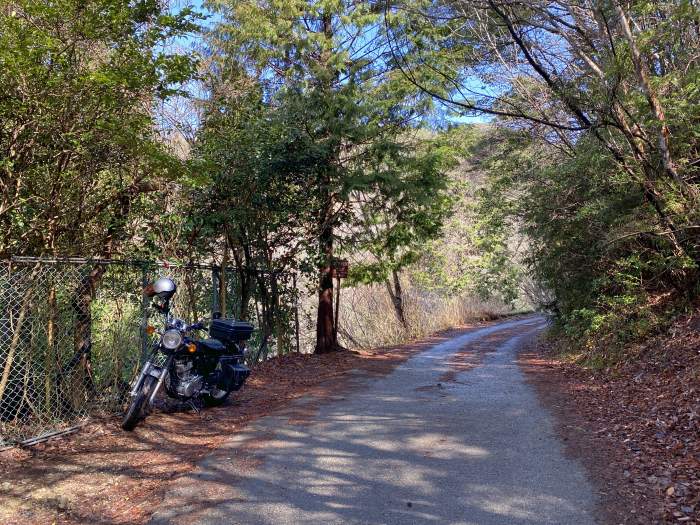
[161,329,183,350]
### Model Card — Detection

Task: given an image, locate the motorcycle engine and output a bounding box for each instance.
[171,359,204,398]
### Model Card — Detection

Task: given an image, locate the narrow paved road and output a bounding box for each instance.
[151,317,598,525]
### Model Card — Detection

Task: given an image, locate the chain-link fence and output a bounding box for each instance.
[0,257,300,447]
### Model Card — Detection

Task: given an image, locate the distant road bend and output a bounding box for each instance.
[152,316,598,525]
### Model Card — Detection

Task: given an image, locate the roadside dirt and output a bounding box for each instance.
[520,317,700,525]
[0,318,508,525]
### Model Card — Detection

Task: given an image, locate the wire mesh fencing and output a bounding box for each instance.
[0,257,300,447]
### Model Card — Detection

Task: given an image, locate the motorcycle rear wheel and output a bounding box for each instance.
[121,375,156,431]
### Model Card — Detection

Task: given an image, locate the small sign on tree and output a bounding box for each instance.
[331,258,349,279]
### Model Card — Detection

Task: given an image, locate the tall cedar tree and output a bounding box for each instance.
[206,0,449,352]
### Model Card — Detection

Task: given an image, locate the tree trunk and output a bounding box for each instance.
[385,270,408,329]
[254,271,275,360]
[238,271,251,320]
[183,272,199,323]
[0,263,42,408]
[61,264,106,415]
[44,285,56,412]
[333,275,341,343]
[0,294,32,409]
[315,218,338,353]
[234,240,253,320]
[71,266,105,377]
[314,10,342,354]
[219,243,228,317]
[270,273,290,353]
[614,4,691,196]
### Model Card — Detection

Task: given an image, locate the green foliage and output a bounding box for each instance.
[345,131,455,286]
[471,125,697,353]
[5,0,700,361]
[395,1,700,355]
[202,0,447,253]
[410,126,523,306]
[0,0,199,257]
[191,0,454,350]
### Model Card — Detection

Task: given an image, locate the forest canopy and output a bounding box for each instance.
[2,0,699,355]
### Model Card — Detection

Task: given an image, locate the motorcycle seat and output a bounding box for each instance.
[198,338,226,352]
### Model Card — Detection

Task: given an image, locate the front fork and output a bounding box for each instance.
[130,355,173,406]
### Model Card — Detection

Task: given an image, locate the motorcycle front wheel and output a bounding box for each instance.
[121,375,157,431]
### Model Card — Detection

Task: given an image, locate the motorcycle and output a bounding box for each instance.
[122,277,252,431]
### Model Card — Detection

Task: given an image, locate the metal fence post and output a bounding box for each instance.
[293,273,300,354]
[211,267,220,315]
[140,267,150,362]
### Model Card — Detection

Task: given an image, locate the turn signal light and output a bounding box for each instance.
[145,325,156,335]
[187,343,197,353]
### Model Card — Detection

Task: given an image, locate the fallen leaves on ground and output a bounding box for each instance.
[521,315,700,525]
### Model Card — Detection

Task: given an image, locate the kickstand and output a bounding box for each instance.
[185,399,201,414]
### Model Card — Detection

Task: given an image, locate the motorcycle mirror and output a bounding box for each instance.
[143,277,177,300]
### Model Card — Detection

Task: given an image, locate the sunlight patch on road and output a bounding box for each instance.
[466,484,582,521]
[405,433,491,459]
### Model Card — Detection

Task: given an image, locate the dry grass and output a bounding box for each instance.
[335,281,514,349]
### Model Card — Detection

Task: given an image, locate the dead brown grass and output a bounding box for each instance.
[334,281,514,349]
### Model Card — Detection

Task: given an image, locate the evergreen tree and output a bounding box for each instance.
[203,0,451,352]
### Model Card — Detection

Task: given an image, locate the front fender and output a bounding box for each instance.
[130,361,164,397]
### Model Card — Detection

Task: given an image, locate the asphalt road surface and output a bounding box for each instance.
[151,316,598,525]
